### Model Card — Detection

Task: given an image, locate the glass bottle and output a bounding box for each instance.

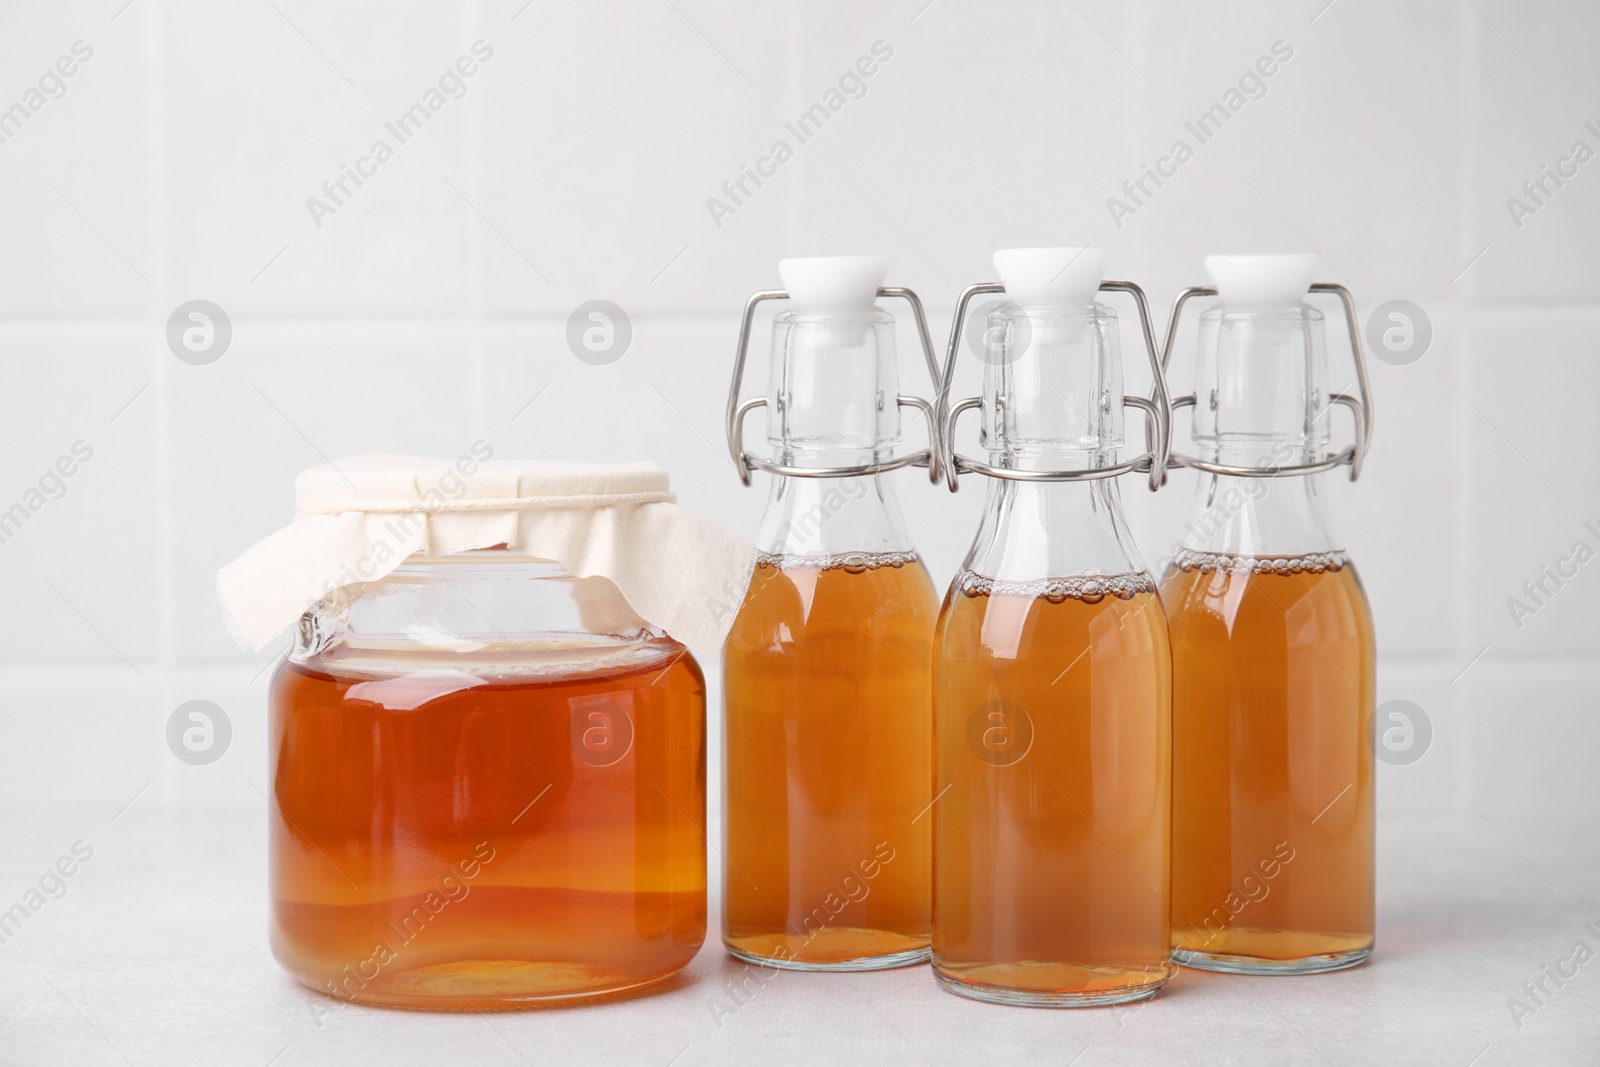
[269,551,706,1008]
[931,247,1175,1006]
[1162,254,1376,973]
[721,257,942,969]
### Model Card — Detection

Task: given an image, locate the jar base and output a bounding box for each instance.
[932,967,1169,1008]
[725,942,931,973]
[1173,945,1371,975]
[289,959,696,1011]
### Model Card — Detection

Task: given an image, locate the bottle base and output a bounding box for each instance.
[725,943,931,973]
[1173,945,1371,975]
[932,966,1170,1008]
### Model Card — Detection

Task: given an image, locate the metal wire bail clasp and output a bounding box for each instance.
[934,280,1173,493]
[1158,282,1374,482]
[724,286,944,486]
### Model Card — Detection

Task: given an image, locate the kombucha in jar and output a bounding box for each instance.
[1164,255,1377,974]
[268,553,708,1009]
[721,257,941,970]
[931,247,1175,1006]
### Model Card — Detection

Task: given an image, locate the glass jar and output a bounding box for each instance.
[268,550,706,1009]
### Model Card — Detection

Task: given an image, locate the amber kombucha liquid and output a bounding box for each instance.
[269,646,706,1009]
[933,572,1173,1004]
[723,552,936,968]
[1165,550,1375,970]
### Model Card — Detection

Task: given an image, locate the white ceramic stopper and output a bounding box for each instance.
[992,247,1111,305]
[778,256,888,311]
[1205,254,1316,307]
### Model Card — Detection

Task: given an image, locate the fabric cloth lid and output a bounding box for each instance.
[218,453,756,654]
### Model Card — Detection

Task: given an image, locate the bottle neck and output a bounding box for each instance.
[757,302,916,559]
[962,476,1148,582]
[755,469,915,559]
[1189,304,1333,468]
[959,299,1148,581]
[1174,464,1342,561]
[768,307,900,463]
[1169,302,1347,564]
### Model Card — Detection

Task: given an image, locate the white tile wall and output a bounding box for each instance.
[0,7,150,317]
[476,1,797,317]
[163,0,478,317]
[0,330,157,665]
[0,0,1593,821]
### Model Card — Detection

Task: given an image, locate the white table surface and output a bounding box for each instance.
[0,806,1594,1066]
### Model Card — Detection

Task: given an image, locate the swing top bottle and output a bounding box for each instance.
[931,247,1175,1006]
[721,257,942,970]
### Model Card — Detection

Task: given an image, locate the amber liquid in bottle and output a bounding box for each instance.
[723,552,936,968]
[1166,549,1375,969]
[933,573,1172,1003]
[270,651,706,1009]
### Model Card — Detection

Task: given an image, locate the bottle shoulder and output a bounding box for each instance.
[752,473,918,556]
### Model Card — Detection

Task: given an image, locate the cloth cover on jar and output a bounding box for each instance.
[217,454,756,655]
